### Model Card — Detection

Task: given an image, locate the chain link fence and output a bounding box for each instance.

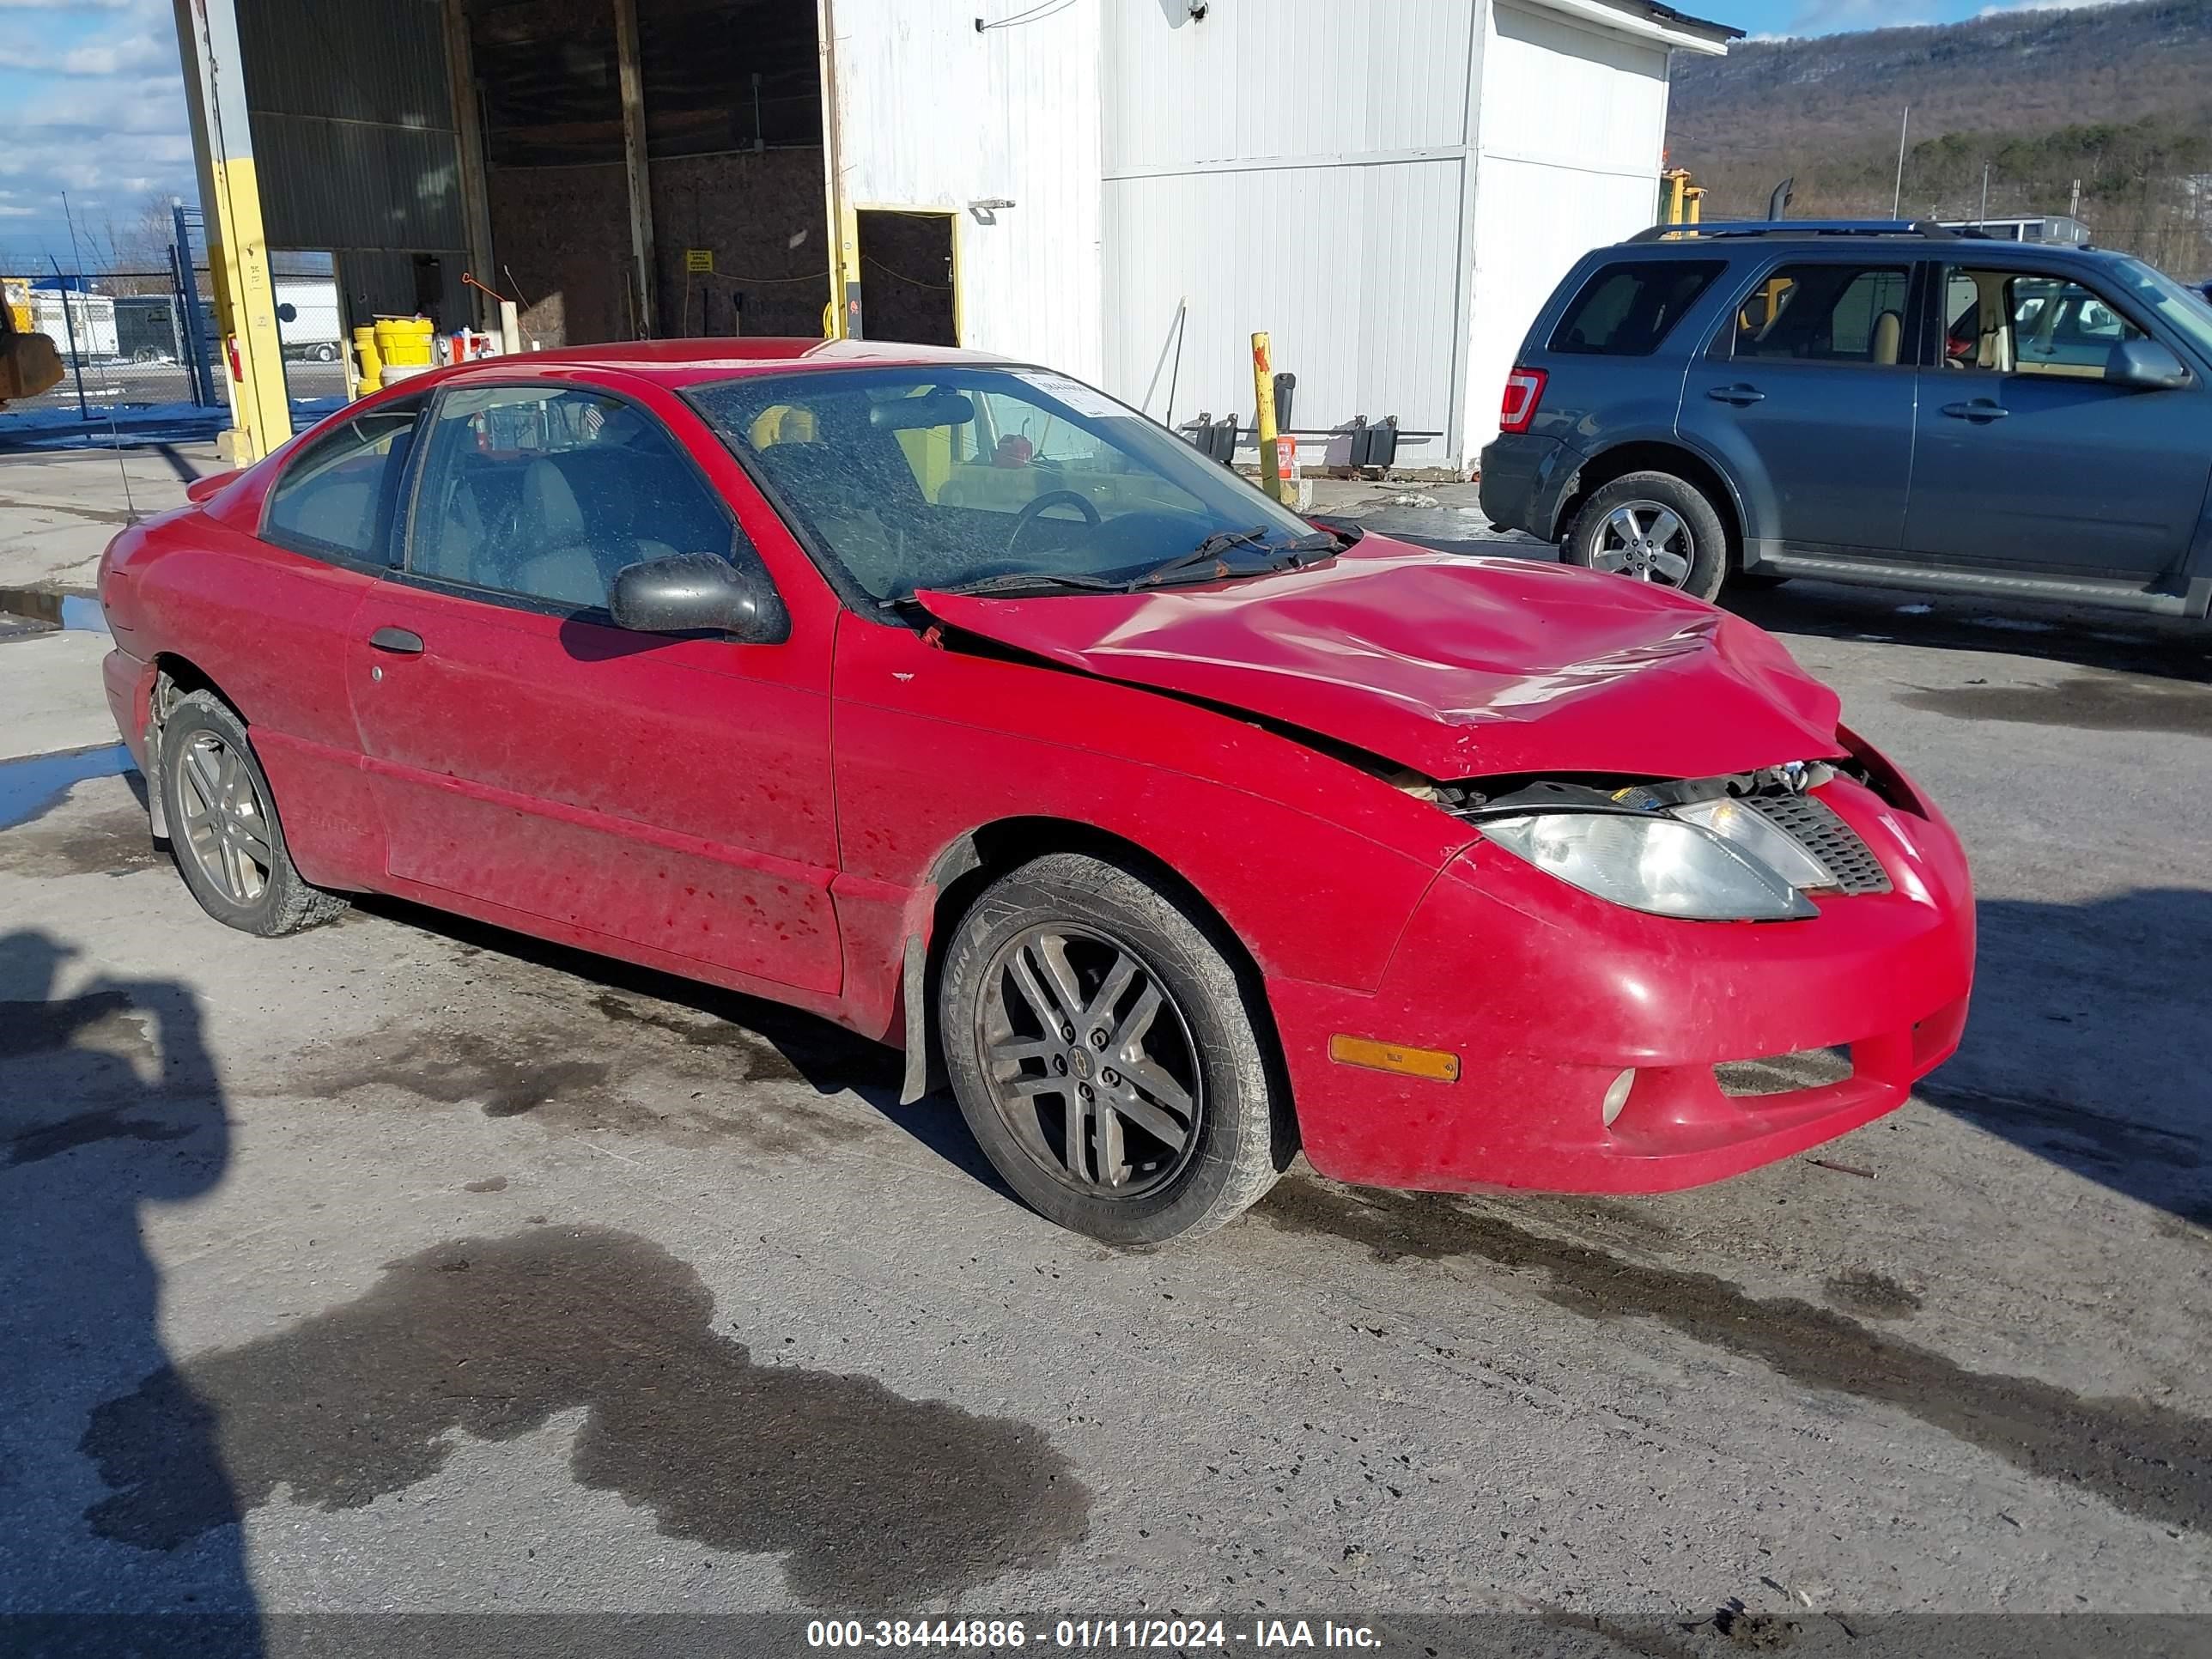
[4,210,350,446]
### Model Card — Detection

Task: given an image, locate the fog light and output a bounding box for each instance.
[1601,1068,1636,1127]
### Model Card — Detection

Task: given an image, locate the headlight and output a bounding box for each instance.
[1481,811,1816,921]
[1671,796,1838,894]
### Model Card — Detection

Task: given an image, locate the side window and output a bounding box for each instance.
[1733,264,1912,366]
[2011,275,2142,377]
[1548,260,1724,356]
[261,397,424,564]
[1940,268,2145,375]
[406,385,735,611]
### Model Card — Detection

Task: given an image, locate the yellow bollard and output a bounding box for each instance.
[353,325,383,394]
[1252,331,1285,505]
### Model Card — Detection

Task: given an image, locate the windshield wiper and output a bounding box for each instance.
[1128,526,1341,591]
[883,568,1126,608]
[1127,526,1271,590]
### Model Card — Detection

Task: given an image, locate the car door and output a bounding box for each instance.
[216,392,427,890]
[1682,256,1919,555]
[1905,262,2211,576]
[346,375,842,994]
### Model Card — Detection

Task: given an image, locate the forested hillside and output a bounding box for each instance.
[1667,0,2212,275]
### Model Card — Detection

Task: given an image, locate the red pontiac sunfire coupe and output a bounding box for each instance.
[97,341,1975,1243]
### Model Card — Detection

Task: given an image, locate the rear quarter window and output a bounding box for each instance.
[1548,260,1725,356]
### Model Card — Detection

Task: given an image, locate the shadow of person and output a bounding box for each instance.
[0,928,261,1658]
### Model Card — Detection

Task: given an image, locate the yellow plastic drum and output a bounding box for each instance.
[352,325,384,394]
[373,315,435,367]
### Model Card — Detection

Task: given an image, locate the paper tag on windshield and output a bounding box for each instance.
[1015,370,1131,419]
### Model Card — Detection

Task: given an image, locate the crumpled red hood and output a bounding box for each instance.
[919,541,1846,781]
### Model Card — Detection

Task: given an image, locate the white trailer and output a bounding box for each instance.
[274,276,343,362]
[32,289,118,361]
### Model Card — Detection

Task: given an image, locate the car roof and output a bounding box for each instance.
[1605,222,2130,265]
[417,336,1010,392]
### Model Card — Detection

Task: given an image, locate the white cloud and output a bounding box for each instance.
[15,77,189,137]
[58,32,174,76]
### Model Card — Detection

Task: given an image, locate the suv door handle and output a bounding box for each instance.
[368,626,424,653]
[1706,384,1765,405]
[1942,399,2010,423]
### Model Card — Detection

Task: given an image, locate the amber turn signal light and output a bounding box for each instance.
[1328,1034,1462,1083]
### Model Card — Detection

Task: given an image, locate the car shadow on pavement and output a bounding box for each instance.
[0,927,264,1658]
[1931,887,2212,1229]
[1726,581,2212,685]
[351,896,1018,1200]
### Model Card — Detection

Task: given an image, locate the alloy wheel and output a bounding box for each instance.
[176,731,274,905]
[975,923,1205,1199]
[1591,500,1694,586]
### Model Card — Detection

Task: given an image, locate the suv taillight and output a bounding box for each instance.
[1498,367,1547,434]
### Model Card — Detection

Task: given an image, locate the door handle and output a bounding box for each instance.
[368,626,424,653]
[1941,400,2009,423]
[1706,384,1765,405]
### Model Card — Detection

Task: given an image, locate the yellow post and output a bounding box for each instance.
[1665,170,1686,225]
[1688,186,1704,225]
[1251,331,1284,504]
[173,0,291,461]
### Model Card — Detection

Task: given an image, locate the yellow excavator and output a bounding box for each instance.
[2,278,64,408]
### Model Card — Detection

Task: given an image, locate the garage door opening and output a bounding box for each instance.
[855,210,958,347]
[467,0,827,348]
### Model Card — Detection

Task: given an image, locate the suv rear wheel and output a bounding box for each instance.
[1565,471,1729,604]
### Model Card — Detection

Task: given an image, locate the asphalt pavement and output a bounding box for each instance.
[2,467,2209,1659]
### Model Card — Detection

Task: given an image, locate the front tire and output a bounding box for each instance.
[1564,471,1729,603]
[938,852,1291,1244]
[160,691,347,937]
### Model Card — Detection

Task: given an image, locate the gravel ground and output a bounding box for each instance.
[2,526,2209,1659]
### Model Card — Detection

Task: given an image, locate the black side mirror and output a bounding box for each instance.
[608,551,789,643]
[2106,337,2190,392]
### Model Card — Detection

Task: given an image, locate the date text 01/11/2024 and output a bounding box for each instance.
[805,1619,1384,1650]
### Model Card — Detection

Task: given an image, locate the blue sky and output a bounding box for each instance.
[0,0,2110,266]
[1697,0,2112,34]
[0,0,193,270]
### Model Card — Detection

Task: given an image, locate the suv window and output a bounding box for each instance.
[1941,267,2146,377]
[261,397,423,564]
[1549,260,1723,356]
[406,384,735,610]
[1732,264,1912,366]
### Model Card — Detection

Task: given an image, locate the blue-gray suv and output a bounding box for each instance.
[1479,220,2212,621]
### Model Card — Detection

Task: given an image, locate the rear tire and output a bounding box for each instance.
[1564,471,1729,604]
[160,691,348,938]
[938,851,1291,1244]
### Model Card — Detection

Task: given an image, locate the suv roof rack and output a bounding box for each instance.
[1626,219,1979,243]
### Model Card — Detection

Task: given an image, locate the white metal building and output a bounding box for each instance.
[1100,0,1735,470]
[828,0,1734,474]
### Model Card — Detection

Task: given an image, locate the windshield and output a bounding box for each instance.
[689,365,1316,602]
[2106,255,2212,364]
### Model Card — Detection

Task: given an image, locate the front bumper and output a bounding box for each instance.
[1272,770,1975,1194]
[102,645,154,770]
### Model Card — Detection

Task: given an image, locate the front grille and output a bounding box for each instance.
[1715,1045,1855,1097]
[1747,792,1893,896]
